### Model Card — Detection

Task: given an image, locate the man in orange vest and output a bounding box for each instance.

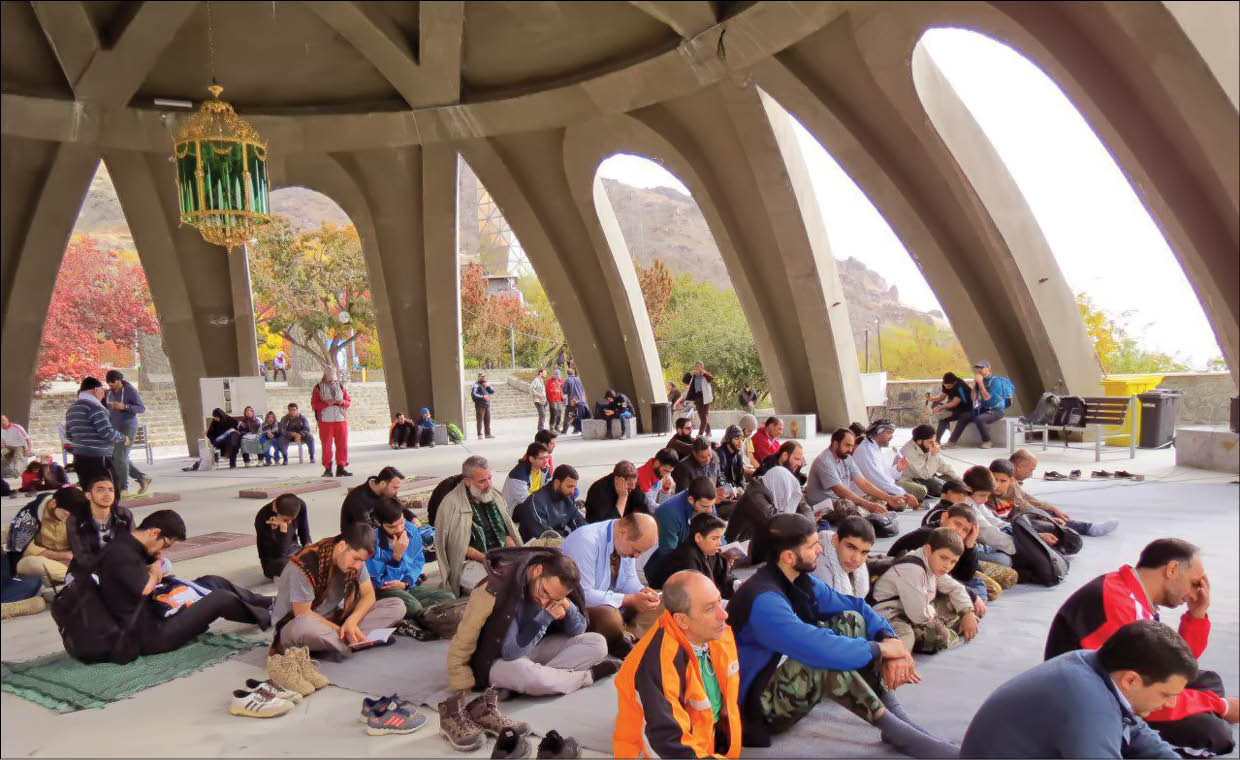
[614,570,741,758]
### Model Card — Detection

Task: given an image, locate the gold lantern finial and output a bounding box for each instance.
[171,83,272,251]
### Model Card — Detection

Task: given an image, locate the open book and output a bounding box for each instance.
[348,627,396,651]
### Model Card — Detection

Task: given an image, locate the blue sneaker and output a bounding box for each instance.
[366,705,428,736]
[359,694,414,723]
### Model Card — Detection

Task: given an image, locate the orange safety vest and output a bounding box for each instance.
[613,610,742,759]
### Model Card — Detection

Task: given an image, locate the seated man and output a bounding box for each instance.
[731,513,956,756]
[271,523,404,659]
[339,466,404,533]
[446,548,614,700]
[871,527,980,654]
[413,408,437,448]
[565,394,590,434]
[94,509,269,661]
[646,477,719,585]
[893,504,990,603]
[277,403,316,464]
[666,417,697,459]
[435,456,518,597]
[753,440,807,485]
[1008,449,1118,536]
[12,487,85,584]
[897,425,958,499]
[512,464,585,543]
[646,513,738,599]
[725,458,808,546]
[806,429,906,515]
[255,493,312,579]
[67,474,135,578]
[751,417,782,466]
[964,620,1194,758]
[534,428,560,469]
[636,449,679,509]
[813,515,875,599]
[366,497,453,625]
[598,389,634,439]
[1045,539,1238,755]
[584,460,648,523]
[945,360,1012,449]
[673,437,732,500]
[715,425,748,495]
[500,443,551,513]
[852,421,922,508]
[389,412,416,449]
[560,512,660,658]
[614,569,741,758]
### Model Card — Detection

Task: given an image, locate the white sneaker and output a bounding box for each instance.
[980,441,994,449]
[229,687,294,718]
[245,678,303,704]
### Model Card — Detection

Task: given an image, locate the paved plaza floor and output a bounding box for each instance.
[2,417,1237,757]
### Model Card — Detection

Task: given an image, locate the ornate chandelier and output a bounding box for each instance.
[172,83,271,251]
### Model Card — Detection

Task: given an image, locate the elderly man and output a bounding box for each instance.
[852,421,921,508]
[435,456,519,596]
[65,377,125,498]
[897,425,958,499]
[560,512,660,658]
[806,429,907,514]
[501,443,552,514]
[614,570,741,758]
[1009,449,1118,537]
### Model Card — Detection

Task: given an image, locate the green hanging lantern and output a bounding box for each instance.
[172,84,271,251]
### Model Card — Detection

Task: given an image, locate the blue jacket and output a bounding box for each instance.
[471,381,495,406]
[562,375,586,404]
[512,483,585,543]
[365,520,427,589]
[961,650,1177,758]
[104,380,146,429]
[646,491,701,579]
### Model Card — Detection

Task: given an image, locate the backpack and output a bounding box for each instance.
[868,511,900,539]
[420,596,470,639]
[1051,396,1087,427]
[50,575,144,664]
[864,554,923,605]
[1009,514,1069,586]
[988,376,1016,410]
[446,423,464,444]
[6,495,49,568]
[1025,393,1061,426]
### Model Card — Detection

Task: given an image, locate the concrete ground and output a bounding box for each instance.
[2,417,1237,757]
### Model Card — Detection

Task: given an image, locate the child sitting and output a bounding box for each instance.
[920,481,1015,600]
[413,408,436,448]
[871,527,980,653]
[892,504,990,604]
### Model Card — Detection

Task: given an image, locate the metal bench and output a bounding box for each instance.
[1005,396,1136,462]
[58,423,152,466]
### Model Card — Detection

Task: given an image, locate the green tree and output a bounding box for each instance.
[861,319,969,380]
[1075,293,1186,374]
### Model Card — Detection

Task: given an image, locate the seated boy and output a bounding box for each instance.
[921,479,1016,599]
[255,493,312,580]
[892,504,989,604]
[13,487,84,584]
[989,458,1114,538]
[413,408,436,448]
[813,515,874,599]
[871,527,980,653]
[366,497,453,626]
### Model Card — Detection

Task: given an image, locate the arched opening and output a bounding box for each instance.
[915,27,1225,374]
[595,153,767,412]
[31,162,183,467]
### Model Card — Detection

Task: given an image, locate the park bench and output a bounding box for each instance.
[58,422,152,466]
[1005,396,1136,462]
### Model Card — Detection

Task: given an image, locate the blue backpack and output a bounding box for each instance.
[988,376,1015,410]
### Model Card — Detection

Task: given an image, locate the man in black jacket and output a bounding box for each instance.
[339,466,403,533]
[255,494,312,579]
[95,510,269,658]
[646,513,737,598]
[67,474,135,578]
[584,461,649,523]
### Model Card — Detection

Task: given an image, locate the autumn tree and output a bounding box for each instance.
[635,259,674,337]
[249,218,376,371]
[36,236,160,391]
[1076,293,1186,374]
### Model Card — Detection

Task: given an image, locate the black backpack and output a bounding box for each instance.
[1025,393,1061,426]
[50,576,144,664]
[5,494,48,569]
[1010,514,1069,586]
[1051,396,1087,427]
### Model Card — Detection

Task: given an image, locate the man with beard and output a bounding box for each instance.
[730,514,957,756]
[806,429,905,514]
[897,425,958,499]
[853,421,922,509]
[434,456,518,596]
[512,464,585,542]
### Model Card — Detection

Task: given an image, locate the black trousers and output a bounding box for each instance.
[415,426,434,447]
[74,454,120,506]
[474,403,492,436]
[1145,670,1235,756]
[390,423,416,447]
[141,589,269,655]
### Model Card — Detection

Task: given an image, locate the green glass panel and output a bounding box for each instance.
[247,148,269,215]
[176,148,200,216]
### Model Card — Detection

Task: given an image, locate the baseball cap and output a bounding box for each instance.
[972,360,991,370]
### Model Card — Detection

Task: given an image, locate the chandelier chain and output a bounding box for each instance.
[206,1,217,84]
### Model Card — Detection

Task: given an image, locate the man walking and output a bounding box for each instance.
[530,369,549,431]
[104,370,151,495]
[65,377,125,499]
[472,373,496,439]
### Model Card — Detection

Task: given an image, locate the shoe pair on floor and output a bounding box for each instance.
[228,678,303,718]
[360,693,429,736]
[323,465,353,477]
[266,647,330,698]
[493,727,581,759]
[440,688,529,752]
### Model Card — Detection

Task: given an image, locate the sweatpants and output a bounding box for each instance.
[15,554,68,583]
[277,597,405,656]
[142,590,268,655]
[318,420,348,468]
[378,586,455,620]
[488,632,608,696]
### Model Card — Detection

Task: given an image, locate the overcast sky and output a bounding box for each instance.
[598,27,1223,368]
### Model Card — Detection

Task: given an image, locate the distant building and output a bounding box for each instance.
[485,274,524,305]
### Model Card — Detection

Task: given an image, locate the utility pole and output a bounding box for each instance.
[509,325,516,369]
[864,329,870,373]
[875,317,884,372]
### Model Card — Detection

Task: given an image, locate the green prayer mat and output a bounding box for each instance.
[1,632,264,713]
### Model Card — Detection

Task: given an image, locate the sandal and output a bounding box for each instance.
[1043,471,1068,481]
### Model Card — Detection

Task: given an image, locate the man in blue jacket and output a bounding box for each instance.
[366,497,454,624]
[962,620,1190,758]
[728,513,958,757]
[104,370,151,495]
[645,477,718,584]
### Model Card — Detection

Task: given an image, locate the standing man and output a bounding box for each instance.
[104,370,151,496]
[547,369,566,434]
[1,414,32,479]
[272,350,288,382]
[472,373,496,440]
[65,377,125,498]
[311,368,351,478]
[682,362,715,438]
[530,369,549,431]
[561,368,586,434]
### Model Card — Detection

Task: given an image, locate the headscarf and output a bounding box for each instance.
[866,419,895,439]
[761,466,802,514]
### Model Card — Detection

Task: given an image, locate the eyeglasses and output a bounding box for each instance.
[536,577,569,604]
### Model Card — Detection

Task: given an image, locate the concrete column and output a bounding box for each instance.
[421,144,466,429]
[231,246,259,378]
[0,137,98,427]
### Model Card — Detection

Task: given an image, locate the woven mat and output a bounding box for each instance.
[1,632,264,713]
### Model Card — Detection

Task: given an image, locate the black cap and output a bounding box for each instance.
[79,377,103,391]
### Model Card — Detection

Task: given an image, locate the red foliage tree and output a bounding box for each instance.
[35,236,160,390]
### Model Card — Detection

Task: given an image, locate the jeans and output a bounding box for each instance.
[261,433,285,463]
[534,402,548,431]
[112,423,147,493]
[965,577,988,600]
[975,545,1013,566]
[949,408,1004,443]
[935,410,970,443]
[279,433,314,462]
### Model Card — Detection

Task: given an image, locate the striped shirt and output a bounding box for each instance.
[65,395,124,456]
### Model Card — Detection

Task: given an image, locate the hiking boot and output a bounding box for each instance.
[491,726,531,759]
[266,653,315,697]
[589,659,621,683]
[439,693,486,752]
[467,687,530,737]
[287,646,331,690]
[229,687,294,718]
[245,677,302,703]
[366,705,428,736]
[336,466,352,477]
[537,729,581,759]
[138,475,152,494]
[322,467,333,478]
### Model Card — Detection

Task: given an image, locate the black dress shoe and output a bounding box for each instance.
[322,467,333,477]
[336,467,352,477]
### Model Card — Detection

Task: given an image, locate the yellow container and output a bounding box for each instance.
[1099,374,1164,446]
